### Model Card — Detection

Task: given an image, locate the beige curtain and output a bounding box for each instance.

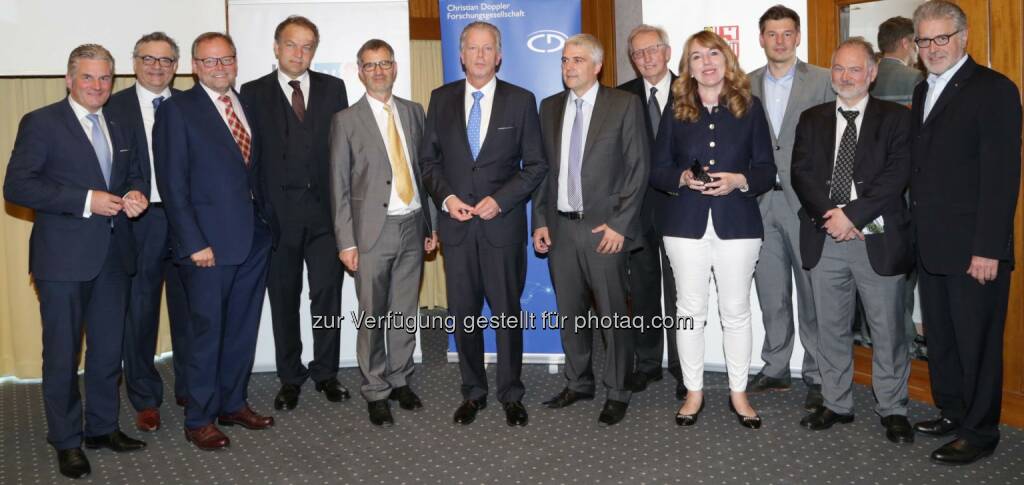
[0,41,445,379]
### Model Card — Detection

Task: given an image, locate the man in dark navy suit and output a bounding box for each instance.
[4,44,149,479]
[154,32,276,451]
[105,31,190,434]
[420,21,547,427]
[240,16,350,411]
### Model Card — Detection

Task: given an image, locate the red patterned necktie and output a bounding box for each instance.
[219,94,252,166]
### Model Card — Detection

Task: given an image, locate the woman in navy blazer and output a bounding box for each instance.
[650,31,776,429]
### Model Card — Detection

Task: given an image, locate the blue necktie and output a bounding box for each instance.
[153,96,164,110]
[467,91,483,160]
[86,113,112,189]
[567,98,584,211]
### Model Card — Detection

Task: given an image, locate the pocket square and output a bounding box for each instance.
[118,148,130,152]
[497,126,514,130]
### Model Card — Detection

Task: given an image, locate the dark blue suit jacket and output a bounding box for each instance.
[105,85,184,200]
[650,96,776,239]
[153,84,272,266]
[4,98,144,281]
[419,79,548,247]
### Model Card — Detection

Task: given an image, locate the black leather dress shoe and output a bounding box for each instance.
[930,438,995,465]
[367,399,394,427]
[914,417,959,437]
[800,407,854,430]
[598,400,628,426]
[389,386,423,411]
[674,381,687,401]
[674,398,705,426]
[274,383,301,410]
[747,373,792,393]
[729,400,762,429]
[503,401,529,427]
[315,379,351,402]
[56,448,91,479]
[804,384,824,413]
[83,430,147,452]
[881,415,914,443]
[542,388,594,409]
[453,399,486,425]
[627,371,663,392]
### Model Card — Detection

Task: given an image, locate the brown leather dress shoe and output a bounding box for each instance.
[185,424,230,450]
[136,408,161,432]
[218,405,275,430]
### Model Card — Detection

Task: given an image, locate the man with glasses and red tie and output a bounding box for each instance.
[240,15,350,412]
[154,32,277,450]
[105,31,190,434]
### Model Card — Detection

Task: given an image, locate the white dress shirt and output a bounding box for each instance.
[277,70,310,110]
[643,72,671,115]
[135,84,171,203]
[923,54,968,121]
[69,97,113,218]
[367,95,421,216]
[831,94,870,205]
[557,83,599,212]
[200,83,251,135]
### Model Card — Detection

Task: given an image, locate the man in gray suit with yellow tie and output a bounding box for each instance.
[747,5,835,412]
[329,39,437,427]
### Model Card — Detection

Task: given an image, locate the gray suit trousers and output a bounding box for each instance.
[810,237,910,416]
[754,191,821,384]
[354,211,424,402]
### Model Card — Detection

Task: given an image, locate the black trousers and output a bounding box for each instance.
[444,222,526,403]
[918,261,1011,448]
[626,228,682,382]
[268,215,344,386]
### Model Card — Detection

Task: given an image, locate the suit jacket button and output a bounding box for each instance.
[775,145,781,151]
[386,180,391,185]
[383,203,388,207]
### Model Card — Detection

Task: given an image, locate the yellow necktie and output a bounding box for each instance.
[384,104,414,205]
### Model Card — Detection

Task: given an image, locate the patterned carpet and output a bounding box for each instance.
[1,316,1022,484]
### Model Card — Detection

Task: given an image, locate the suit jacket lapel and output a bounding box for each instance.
[261,73,286,143]
[124,85,151,180]
[354,97,390,174]
[823,101,839,176]
[477,80,506,160]
[395,98,418,169]
[306,71,324,132]
[777,61,808,145]
[193,85,247,165]
[583,85,610,163]
[549,90,569,181]
[452,82,473,160]
[852,98,880,178]
[61,100,107,187]
[922,56,976,127]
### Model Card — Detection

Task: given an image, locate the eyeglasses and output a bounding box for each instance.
[136,55,177,67]
[914,30,961,48]
[361,60,395,72]
[630,44,666,61]
[194,56,236,68]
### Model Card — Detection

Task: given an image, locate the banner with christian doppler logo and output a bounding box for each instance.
[439,0,581,363]
[642,0,809,73]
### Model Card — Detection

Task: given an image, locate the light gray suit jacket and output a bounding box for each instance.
[871,57,924,107]
[329,94,437,252]
[749,60,835,214]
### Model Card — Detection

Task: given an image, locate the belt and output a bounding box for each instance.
[773,182,784,191]
[557,210,584,220]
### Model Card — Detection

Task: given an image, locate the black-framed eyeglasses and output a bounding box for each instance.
[914,30,961,48]
[194,56,236,68]
[630,43,666,60]
[136,55,177,67]
[361,60,395,72]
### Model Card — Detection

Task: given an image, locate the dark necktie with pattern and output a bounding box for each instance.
[830,108,860,205]
[288,80,305,122]
[648,86,662,136]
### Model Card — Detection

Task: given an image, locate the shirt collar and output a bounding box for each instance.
[465,76,497,99]
[277,69,309,85]
[643,72,672,96]
[366,93,395,114]
[928,54,969,84]
[200,82,235,105]
[68,96,102,119]
[881,56,908,66]
[837,94,870,114]
[135,83,172,103]
[570,82,600,107]
[765,61,797,82]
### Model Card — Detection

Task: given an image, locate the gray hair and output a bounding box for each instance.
[191,32,236,58]
[626,24,669,53]
[133,32,180,60]
[67,44,114,76]
[565,33,604,64]
[913,0,968,32]
[832,37,877,67]
[459,21,502,53]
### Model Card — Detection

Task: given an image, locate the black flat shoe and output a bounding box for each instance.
[800,407,854,430]
[930,438,995,465]
[453,399,486,425]
[729,400,762,429]
[389,386,423,411]
[56,448,90,479]
[747,373,792,393]
[881,415,914,444]
[503,401,529,427]
[83,430,147,452]
[315,379,351,402]
[914,417,959,437]
[274,383,301,410]
[674,398,705,426]
[598,400,628,426]
[542,388,594,409]
[367,399,394,427]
